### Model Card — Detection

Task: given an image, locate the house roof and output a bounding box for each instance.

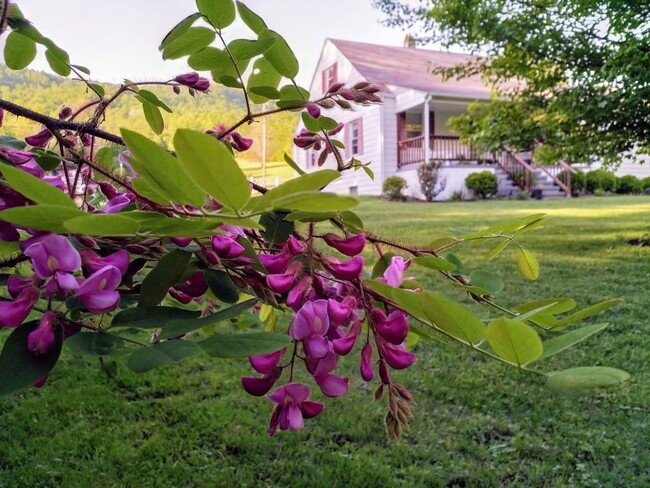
[328,39,498,100]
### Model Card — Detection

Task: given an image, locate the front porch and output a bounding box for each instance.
[398,134,497,167]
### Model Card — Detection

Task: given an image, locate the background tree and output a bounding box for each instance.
[373,0,650,165]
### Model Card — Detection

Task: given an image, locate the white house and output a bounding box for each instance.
[293,39,583,200]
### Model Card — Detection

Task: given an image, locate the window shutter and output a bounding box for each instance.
[322,70,326,94]
[357,117,363,155]
[332,63,338,85]
[397,113,406,140]
[344,122,350,159]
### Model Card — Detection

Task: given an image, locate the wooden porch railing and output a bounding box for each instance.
[397,136,425,166]
[534,159,575,196]
[498,148,535,192]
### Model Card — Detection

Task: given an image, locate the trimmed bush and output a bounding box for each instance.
[641,176,650,191]
[382,176,408,201]
[465,171,498,199]
[417,160,447,202]
[616,175,642,194]
[585,169,616,193]
[558,168,586,194]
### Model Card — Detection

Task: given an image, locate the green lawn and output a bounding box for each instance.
[2,196,649,487]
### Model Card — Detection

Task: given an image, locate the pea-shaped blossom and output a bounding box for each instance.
[288,300,331,359]
[382,256,410,288]
[74,265,122,314]
[27,311,56,356]
[323,233,366,256]
[24,234,81,280]
[0,286,40,327]
[267,383,324,435]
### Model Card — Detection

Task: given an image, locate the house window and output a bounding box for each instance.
[346,118,363,157]
[349,185,358,195]
[405,112,423,139]
[322,63,338,93]
[308,150,317,168]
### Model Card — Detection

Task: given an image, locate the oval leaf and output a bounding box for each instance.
[546,367,630,394]
[0,163,75,208]
[4,31,37,70]
[486,317,543,366]
[199,332,290,358]
[127,340,202,373]
[139,250,192,307]
[204,269,239,303]
[197,0,236,29]
[516,248,539,280]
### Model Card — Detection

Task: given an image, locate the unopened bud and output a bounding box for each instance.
[174,72,200,86]
[59,106,72,119]
[328,81,345,93]
[172,85,181,95]
[374,384,384,401]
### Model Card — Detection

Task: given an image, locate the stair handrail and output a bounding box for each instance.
[501,146,536,191]
[533,159,574,197]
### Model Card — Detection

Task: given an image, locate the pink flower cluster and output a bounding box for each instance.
[241,232,417,435]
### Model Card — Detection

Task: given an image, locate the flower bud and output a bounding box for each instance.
[328,122,344,136]
[230,131,253,152]
[317,99,336,109]
[323,233,366,256]
[171,237,193,247]
[324,256,364,280]
[174,72,200,86]
[27,311,56,356]
[58,106,72,119]
[361,343,374,381]
[287,235,306,256]
[305,102,321,119]
[379,360,390,384]
[81,133,92,147]
[328,81,345,93]
[172,85,181,95]
[193,77,210,91]
[266,271,297,294]
[25,128,52,147]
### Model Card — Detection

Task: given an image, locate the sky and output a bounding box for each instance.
[11,0,424,86]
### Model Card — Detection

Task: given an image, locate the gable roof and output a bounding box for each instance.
[328,38,497,100]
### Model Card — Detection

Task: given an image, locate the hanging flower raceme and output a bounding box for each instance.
[206,124,253,152]
[267,383,324,435]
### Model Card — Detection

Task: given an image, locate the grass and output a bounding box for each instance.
[238,160,296,184]
[2,195,650,487]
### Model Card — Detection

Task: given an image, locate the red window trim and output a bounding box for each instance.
[345,117,363,158]
[322,63,338,94]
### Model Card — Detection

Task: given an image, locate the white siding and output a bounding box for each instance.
[397,164,496,200]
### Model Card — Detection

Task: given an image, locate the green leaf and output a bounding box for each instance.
[236,236,267,273]
[0,240,20,258]
[204,269,239,303]
[340,211,364,232]
[412,256,457,272]
[31,148,66,171]
[162,27,215,60]
[270,192,358,212]
[486,317,543,366]
[247,57,283,104]
[364,280,429,323]
[127,340,202,373]
[249,170,340,212]
[111,307,201,329]
[3,31,37,70]
[141,101,164,135]
[285,211,338,222]
[485,239,510,260]
[199,332,290,358]
[44,47,71,76]
[552,299,623,328]
[278,84,310,104]
[0,321,63,395]
[71,64,91,75]
[139,250,192,307]
[236,1,268,33]
[533,323,609,363]
[228,37,276,62]
[66,332,132,357]
[174,129,251,211]
[159,12,202,50]
[121,129,205,207]
[90,83,105,97]
[516,248,539,280]
[259,29,299,79]
[197,0,236,29]
[137,89,173,113]
[63,214,141,236]
[0,204,82,233]
[420,291,486,344]
[301,111,321,132]
[469,270,504,294]
[0,163,75,208]
[159,298,257,340]
[188,46,231,71]
[283,153,305,175]
[0,135,27,150]
[546,367,630,394]
[259,211,294,244]
[515,298,577,315]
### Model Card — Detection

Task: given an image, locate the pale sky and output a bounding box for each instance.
[11,0,426,86]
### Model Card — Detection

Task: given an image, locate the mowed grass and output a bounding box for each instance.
[2,196,650,487]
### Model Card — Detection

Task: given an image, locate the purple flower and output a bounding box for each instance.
[79,249,130,275]
[324,256,364,280]
[371,308,409,345]
[0,286,40,327]
[0,146,34,165]
[286,275,312,311]
[104,194,132,213]
[0,221,19,242]
[170,271,208,304]
[117,150,138,176]
[74,265,122,314]
[332,320,361,355]
[211,234,245,259]
[266,271,297,294]
[230,131,253,152]
[24,128,53,147]
[242,366,282,396]
[378,338,416,370]
[193,77,211,92]
[287,236,306,256]
[382,256,410,288]
[289,299,331,359]
[27,311,56,356]
[258,250,291,274]
[305,102,321,119]
[43,176,66,191]
[174,72,200,86]
[171,237,193,247]
[249,348,285,374]
[360,342,374,381]
[323,233,366,256]
[24,234,81,280]
[59,106,72,120]
[313,373,349,397]
[267,383,324,435]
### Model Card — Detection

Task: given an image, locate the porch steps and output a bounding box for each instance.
[494,167,567,199]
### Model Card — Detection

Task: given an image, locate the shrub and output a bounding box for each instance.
[465,171,498,199]
[515,190,530,200]
[641,176,650,191]
[616,175,642,194]
[585,169,617,193]
[417,160,447,201]
[382,176,408,200]
[558,168,586,194]
[449,191,464,201]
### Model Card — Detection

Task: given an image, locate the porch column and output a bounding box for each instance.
[423,94,431,163]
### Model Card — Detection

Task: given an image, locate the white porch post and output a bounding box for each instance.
[423,94,431,163]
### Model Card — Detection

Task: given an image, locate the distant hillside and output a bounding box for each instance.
[0,65,297,164]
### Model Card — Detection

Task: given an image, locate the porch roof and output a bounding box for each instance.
[329,39,503,100]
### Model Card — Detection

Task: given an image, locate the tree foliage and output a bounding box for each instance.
[373,0,650,165]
